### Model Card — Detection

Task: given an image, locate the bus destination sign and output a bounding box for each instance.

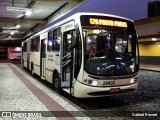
[89,18,128,28]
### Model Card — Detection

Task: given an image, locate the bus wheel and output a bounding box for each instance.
[53,72,62,93]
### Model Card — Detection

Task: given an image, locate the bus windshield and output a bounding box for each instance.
[83,26,139,76]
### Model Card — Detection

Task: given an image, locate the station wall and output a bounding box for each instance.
[139,41,160,64]
[8,47,21,60]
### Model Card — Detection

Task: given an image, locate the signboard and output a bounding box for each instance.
[3,30,19,33]
[61,21,75,32]
[80,15,129,28]
[7,6,32,12]
[89,18,127,28]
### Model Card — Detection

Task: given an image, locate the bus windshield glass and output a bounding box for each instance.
[81,16,139,76]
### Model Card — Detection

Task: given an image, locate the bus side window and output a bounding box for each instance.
[31,38,36,51]
[47,30,53,52]
[52,28,60,51]
[23,42,27,52]
[35,36,40,52]
[31,36,40,52]
[63,31,73,53]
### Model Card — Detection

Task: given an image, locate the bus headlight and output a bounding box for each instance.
[84,79,97,86]
[130,78,135,83]
[92,81,97,86]
[130,77,139,84]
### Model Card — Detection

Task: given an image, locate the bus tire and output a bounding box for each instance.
[53,72,62,93]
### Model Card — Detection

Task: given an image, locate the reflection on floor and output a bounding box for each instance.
[0,59,21,63]
[140,63,160,72]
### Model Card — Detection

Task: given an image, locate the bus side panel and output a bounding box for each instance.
[22,40,30,69]
[30,52,41,76]
[45,51,61,83]
[23,52,28,68]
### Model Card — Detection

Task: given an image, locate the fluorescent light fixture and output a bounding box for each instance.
[10,32,15,35]
[3,30,19,33]
[7,6,30,12]
[152,38,157,41]
[115,46,118,49]
[7,6,33,16]
[15,47,21,51]
[25,10,32,16]
[3,26,17,29]
[16,24,21,28]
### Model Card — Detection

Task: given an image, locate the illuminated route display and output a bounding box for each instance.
[89,18,127,27]
[80,15,130,28]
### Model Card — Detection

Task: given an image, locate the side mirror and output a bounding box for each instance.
[71,26,79,48]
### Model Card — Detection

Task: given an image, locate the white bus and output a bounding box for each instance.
[22,12,139,98]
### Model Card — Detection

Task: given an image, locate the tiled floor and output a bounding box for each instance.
[0,63,90,120]
[0,62,159,120]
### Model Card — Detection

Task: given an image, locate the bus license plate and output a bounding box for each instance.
[103,80,115,86]
[110,88,120,93]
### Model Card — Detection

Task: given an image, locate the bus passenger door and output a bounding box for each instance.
[61,31,75,93]
[40,39,46,79]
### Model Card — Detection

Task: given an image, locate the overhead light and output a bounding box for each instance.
[15,47,21,51]
[7,6,33,16]
[152,38,157,41]
[16,24,21,29]
[3,26,17,29]
[25,10,32,16]
[115,46,119,49]
[7,6,32,12]
[10,32,15,35]
[3,30,19,33]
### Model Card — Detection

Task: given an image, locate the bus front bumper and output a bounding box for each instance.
[73,80,139,98]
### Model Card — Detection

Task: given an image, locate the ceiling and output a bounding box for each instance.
[0,0,82,46]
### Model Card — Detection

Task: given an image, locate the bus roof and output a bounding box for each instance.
[23,12,133,42]
[71,12,133,21]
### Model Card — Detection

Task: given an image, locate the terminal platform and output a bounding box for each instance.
[1,59,160,72]
[140,64,160,72]
[0,62,159,120]
[0,63,89,120]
